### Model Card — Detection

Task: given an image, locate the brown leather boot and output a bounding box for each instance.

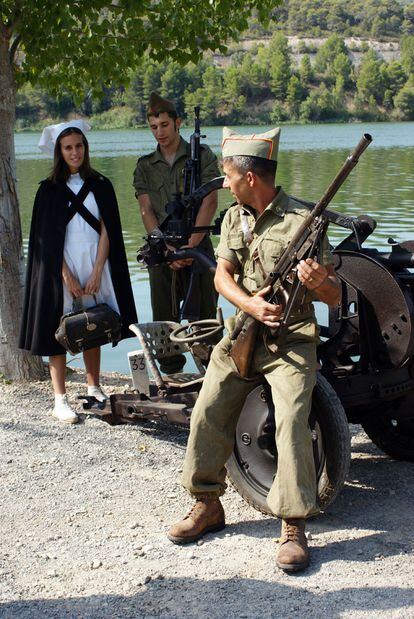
[167,497,225,544]
[276,518,310,572]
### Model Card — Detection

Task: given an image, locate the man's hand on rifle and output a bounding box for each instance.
[297,258,328,290]
[242,286,283,328]
[297,258,341,306]
[165,242,194,271]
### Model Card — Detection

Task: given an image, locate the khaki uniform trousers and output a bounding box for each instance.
[181,322,319,519]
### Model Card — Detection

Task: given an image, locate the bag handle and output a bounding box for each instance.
[71,294,98,312]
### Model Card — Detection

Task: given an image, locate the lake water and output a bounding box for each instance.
[15,122,414,373]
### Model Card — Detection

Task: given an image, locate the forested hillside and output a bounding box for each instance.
[250,0,414,39]
[16,0,414,128]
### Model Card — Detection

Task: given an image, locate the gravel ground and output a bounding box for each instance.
[1,370,413,619]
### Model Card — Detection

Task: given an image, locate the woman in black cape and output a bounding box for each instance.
[19,120,137,423]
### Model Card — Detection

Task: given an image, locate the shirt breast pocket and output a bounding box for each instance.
[229,231,249,258]
[228,232,247,250]
[258,238,288,274]
[148,179,165,200]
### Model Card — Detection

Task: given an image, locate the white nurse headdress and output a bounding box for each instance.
[38,119,91,155]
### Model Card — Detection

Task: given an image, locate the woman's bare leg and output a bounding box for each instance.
[49,354,67,394]
[83,347,101,387]
[49,354,78,422]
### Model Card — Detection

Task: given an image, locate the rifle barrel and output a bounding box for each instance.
[311,133,372,219]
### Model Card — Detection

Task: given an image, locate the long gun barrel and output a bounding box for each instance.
[183,106,205,197]
[229,133,373,376]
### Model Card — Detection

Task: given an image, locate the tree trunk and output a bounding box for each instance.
[0,28,45,380]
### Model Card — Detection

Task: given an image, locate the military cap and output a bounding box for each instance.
[222,126,281,161]
[147,92,177,116]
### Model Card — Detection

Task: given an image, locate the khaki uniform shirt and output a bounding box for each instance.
[216,187,334,328]
[133,137,220,226]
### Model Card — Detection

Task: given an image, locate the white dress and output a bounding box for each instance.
[62,173,120,314]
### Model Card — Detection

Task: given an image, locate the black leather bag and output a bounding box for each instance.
[55,297,122,355]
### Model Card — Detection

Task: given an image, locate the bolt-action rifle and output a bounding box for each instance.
[229,133,373,378]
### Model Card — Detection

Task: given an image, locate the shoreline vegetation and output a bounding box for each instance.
[15,1,414,131]
[15,32,414,131]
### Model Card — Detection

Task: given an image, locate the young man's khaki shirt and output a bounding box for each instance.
[133,137,220,226]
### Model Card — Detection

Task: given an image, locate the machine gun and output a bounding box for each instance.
[137,106,225,267]
[229,133,373,378]
[183,106,204,202]
[136,107,225,321]
[136,177,225,268]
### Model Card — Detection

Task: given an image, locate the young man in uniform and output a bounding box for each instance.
[167,127,341,572]
[133,93,220,374]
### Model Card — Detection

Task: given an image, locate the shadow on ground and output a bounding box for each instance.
[1,578,412,619]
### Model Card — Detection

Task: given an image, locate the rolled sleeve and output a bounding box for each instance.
[133,161,149,196]
[215,212,239,266]
[201,147,221,184]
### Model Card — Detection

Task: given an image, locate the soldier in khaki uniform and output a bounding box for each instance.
[133,93,220,374]
[167,127,341,572]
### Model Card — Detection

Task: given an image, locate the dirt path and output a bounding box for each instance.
[0,371,413,618]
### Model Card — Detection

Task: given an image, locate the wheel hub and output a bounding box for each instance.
[233,386,325,499]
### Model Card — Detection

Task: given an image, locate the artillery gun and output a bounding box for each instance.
[80,192,414,515]
[81,133,414,514]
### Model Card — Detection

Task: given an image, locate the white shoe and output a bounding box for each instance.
[52,395,79,424]
[87,385,108,402]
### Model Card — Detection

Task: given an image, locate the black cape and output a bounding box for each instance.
[19,175,138,356]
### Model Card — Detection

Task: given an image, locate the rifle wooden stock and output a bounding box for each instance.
[229,133,372,378]
[229,316,259,378]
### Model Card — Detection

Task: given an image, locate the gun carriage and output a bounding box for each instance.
[82,126,414,515]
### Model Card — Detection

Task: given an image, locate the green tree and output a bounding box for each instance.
[333,75,346,110]
[314,35,350,86]
[394,82,414,120]
[383,88,394,110]
[382,61,407,98]
[160,62,189,118]
[356,49,385,104]
[268,32,291,99]
[223,65,245,108]
[299,55,314,87]
[239,53,268,99]
[368,2,403,39]
[0,0,280,380]
[269,0,404,38]
[186,59,211,92]
[15,84,46,127]
[184,65,224,124]
[332,52,353,90]
[256,44,272,81]
[401,35,414,77]
[299,83,341,122]
[286,75,303,119]
[403,4,414,35]
[124,65,147,123]
[270,101,288,123]
[142,60,165,102]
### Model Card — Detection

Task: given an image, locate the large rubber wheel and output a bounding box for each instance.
[361,391,414,462]
[226,373,351,515]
